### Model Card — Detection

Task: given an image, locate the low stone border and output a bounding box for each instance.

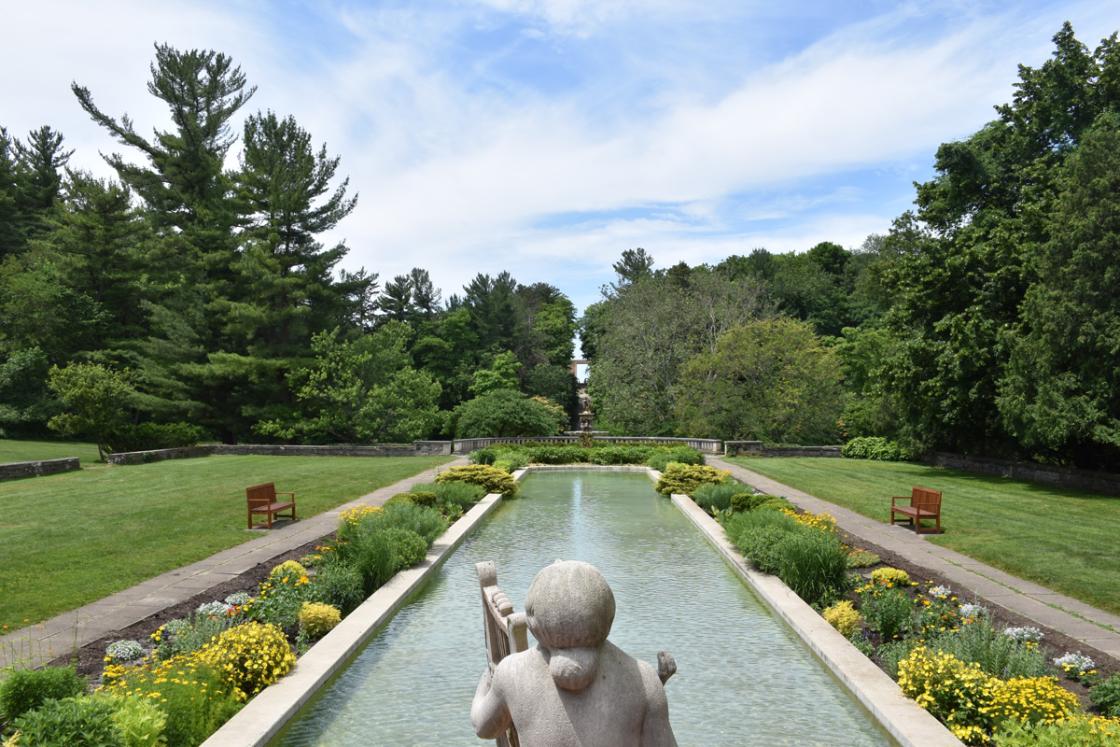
[0,456,80,481]
[670,493,961,747]
[724,441,842,458]
[201,490,508,746]
[107,442,454,465]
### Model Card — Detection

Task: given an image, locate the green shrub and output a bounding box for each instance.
[381,527,429,569]
[0,666,86,723]
[101,694,167,747]
[928,619,1050,679]
[12,695,122,746]
[774,528,850,606]
[860,587,915,641]
[655,463,729,495]
[841,436,911,461]
[111,421,206,452]
[994,715,1120,746]
[102,654,240,747]
[1090,673,1120,717]
[470,447,498,464]
[525,445,587,464]
[725,508,797,574]
[823,600,862,637]
[342,528,397,594]
[692,481,744,512]
[248,564,309,633]
[376,502,447,544]
[407,490,438,508]
[645,446,704,471]
[437,464,518,496]
[310,561,366,614]
[432,481,485,508]
[452,389,566,438]
[297,602,342,640]
[877,638,920,678]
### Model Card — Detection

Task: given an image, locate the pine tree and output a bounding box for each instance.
[0,128,23,258]
[13,126,72,241]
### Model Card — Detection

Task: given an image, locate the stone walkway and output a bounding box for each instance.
[0,458,465,670]
[710,457,1120,661]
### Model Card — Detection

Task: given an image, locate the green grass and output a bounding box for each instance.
[729,456,1120,615]
[0,454,451,630]
[0,439,103,465]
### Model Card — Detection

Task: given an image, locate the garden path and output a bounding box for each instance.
[710,456,1120,661]
[0,457,467,670]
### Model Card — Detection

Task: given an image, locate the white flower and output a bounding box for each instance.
[928,585,952,600]
[224,592,252,607]
[106,639,144,662]
[1053,651,1095,674]
[958,603,986,618]
[196,600,231,617]
[1003,626,1043,643]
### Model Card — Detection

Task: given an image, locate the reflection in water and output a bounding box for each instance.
[275,471,893,746]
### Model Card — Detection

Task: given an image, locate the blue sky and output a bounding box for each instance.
[4,1,1120,313]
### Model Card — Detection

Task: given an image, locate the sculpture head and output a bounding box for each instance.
[524,560,616,691]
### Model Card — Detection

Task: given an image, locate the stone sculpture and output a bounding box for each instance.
[471,560,678,746]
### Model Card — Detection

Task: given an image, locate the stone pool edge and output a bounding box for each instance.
[670,492,962,747]
[201,488,510,747]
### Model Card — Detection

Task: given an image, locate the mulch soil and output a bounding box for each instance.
[49,534,332,679]
[837,525,1119,709]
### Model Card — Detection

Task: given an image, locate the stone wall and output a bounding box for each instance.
[107,441,453,465]
[0,457,81,481]
[927,452,1120,496]
[451,435,724,454]
[723,441,842,458]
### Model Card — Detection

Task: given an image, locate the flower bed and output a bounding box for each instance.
[708,479,1120,745]
[0,474,499,746]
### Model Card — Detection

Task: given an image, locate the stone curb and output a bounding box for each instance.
[201,491,507,747]
[670,493,962,747]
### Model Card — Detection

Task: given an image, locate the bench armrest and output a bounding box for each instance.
[890,496,910,506]
[274,491,296,498]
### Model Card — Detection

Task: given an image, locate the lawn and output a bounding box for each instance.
[728,456,1120,615]
[0,453,451,630]
[0,438,103,465]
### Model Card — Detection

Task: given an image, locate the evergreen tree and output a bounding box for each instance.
[378,274,413,322]
[13,126,72,241]
[0,128,23,257]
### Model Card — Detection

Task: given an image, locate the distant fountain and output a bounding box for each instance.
[472,560,677,747]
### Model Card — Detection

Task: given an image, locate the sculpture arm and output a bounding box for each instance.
[640,680,677,747]
[470,668,512,739]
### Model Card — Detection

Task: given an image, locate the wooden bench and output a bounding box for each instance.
[246,482,296,529]
[890,486,942,534]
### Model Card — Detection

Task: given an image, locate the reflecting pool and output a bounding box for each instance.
[275,470,894,746]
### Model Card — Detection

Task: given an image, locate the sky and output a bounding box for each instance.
[3,0,1120,314]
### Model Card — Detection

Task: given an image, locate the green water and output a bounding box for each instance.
[275,470,894,746]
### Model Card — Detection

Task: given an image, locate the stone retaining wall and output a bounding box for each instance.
[452,435,724,454]
[107,441,453,465]
[928,451,1120,496]
[0,457,81,480]
[724,441,842,458]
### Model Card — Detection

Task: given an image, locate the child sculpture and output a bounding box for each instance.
[471,560,678,746]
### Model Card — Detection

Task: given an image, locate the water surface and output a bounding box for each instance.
[276,470,893,746]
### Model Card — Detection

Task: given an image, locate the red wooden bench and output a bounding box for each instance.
[246,482,296,529]
[890,486,942,534]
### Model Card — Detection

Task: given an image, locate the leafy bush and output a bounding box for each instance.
[376,502,447,544]
[823,600,861,637]
[589,446,650,465]
[111,421,206,452]
[102,694,167,747]
[877,638,920,678]
[298,602,341,640]
[1090,673,1120,717]
[339,505,382,529]
[897,647,995,745]
[860,587,914,641]
[928,618,1050,679]
[248,563,310,632]
[841,436,912,461]
[986,676,1079,727]
[728,492,782,513]
[0,666,85,723]
[406,490,439,508]
[381,526,429,569]
[846,549,881,568]
[11,695,122,747]
[309,561,365,615]
[995,716,1120,746]
[437,464,518,496]
[197,622,295,699]
[724,508,799,574]
[101,653,240,746]
[452,389,566,438]
[644,446,704,471]
[655,463,729,495]
[339,527,397,594]
[692,481,744,512]
[431,481,485,509]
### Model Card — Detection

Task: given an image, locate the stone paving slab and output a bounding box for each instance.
[710,457,1120,659]
[0,457,463,670]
